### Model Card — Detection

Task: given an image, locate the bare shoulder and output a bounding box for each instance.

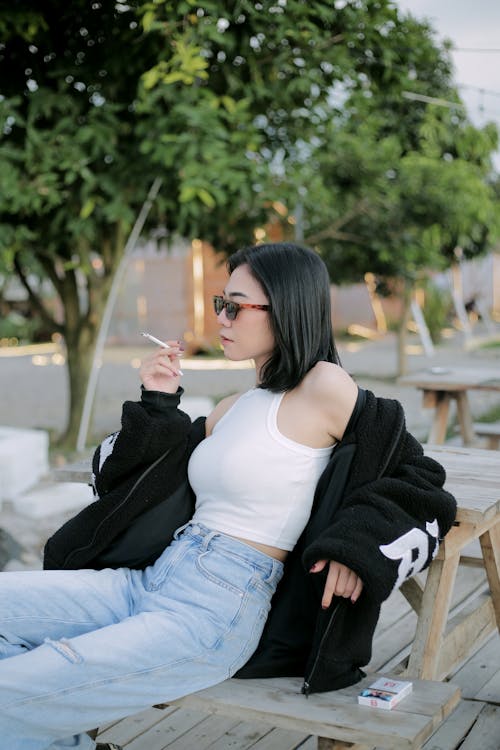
[205,392,244,436]
[308,360,357,396]
[305,361,359,440]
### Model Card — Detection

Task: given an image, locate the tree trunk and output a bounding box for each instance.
[57,327,96,451]
[397,280,413,376]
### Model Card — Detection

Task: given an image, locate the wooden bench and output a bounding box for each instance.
[154,674,460,750]
[56,444,500,749]
[473,421,500,450]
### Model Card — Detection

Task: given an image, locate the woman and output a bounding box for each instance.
[0,242,456,749]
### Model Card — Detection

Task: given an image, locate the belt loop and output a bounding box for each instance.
[201,530,218,551]
[173,521,190,540]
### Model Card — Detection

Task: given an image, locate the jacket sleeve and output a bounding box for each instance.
[302,429,457,603]
[92,386,192,497]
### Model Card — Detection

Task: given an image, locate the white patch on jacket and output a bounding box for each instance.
[98,431,120,471]
[380,519,439,590]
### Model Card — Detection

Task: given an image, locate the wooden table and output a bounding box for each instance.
[54,444,500,684]
[401,444,500,681]
[398,366,500,445]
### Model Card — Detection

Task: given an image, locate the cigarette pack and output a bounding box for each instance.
[358,678,413,710]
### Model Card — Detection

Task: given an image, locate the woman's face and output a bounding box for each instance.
[217,264,275,374]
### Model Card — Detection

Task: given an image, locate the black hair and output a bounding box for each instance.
[227,242,341,392]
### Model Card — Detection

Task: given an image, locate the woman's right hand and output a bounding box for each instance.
[139,340,184,394]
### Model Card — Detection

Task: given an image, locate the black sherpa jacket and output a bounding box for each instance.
[44,385,457,693]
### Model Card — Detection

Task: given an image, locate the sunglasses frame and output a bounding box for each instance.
[213,295,270,321]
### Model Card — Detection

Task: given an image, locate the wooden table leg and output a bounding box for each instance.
[425,391,451,444]
[454,391,476,446]
[480,521,500,631]
[405,552,460,679]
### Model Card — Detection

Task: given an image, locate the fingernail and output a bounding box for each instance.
[321,604,328,610]
[178,369,184,376]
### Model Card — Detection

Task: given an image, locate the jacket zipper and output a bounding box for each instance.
[62,447,173,567]
[302,600,342,696]
[302,412,404,695]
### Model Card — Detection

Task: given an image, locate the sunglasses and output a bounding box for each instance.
[213,295,270,321]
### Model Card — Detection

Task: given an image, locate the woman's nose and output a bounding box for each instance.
[217,308,231,325]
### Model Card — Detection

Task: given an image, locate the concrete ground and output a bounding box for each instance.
[0,325,498,570]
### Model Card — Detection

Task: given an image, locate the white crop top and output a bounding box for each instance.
[187,388,332,551]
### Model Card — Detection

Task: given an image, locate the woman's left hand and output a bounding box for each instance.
[310,559,363,608]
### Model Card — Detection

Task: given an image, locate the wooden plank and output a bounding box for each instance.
[247,727,311,750]
[371,568,489,676]
[162,713,246,748]
[406,555,460,679]
[400,577,424,613]
[427,392,451,444]
[53,459,92,483]
[473,422,500,450]
[475,669,500,704]
[96,705,178,745]
[369,608,417,673]
[457,703,500,750]
[454,391,476,446]
[123,707,210,750]
[297,739,317,750]
[421,700,486,750]
[474,422,500,437]
[170,676,460,750]
[448,633,500,699]
[480,522,500,630]
[437,522,492,558]
[398,367,500,391]
[437,596,497,679]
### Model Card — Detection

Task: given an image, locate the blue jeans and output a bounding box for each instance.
[0,523,283,750]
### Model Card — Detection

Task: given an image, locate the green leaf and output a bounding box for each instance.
[197,188,216,208]
[80,198,96,219]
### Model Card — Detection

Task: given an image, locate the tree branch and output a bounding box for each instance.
[13,254,62,333]
[305,200,370,245]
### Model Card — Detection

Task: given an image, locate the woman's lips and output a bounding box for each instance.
[220,334,233,345]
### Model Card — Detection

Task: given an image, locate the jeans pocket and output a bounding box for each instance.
[195,549,245,597]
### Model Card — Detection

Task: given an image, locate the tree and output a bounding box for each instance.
[3,0,494,444]
[263,15,499,372]
[1,0,444,446]
[0,2,170,449]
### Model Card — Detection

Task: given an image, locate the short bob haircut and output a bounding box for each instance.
[227,242,341,392]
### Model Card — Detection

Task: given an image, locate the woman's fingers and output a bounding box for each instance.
[351,575,364,603]
[139,345,183,389]
[310,559,364,608]
[322,563,340,609]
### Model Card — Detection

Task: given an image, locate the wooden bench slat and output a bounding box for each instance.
[168,676,460,750]
[473,422,500,435]
[473,422,500,450]
[457,703,500,750]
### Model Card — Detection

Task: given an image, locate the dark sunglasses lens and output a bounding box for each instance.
[213,296,238,319]
[225,302,238,320]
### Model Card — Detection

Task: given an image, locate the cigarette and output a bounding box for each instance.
[141,332,183,375]
[141,332,171,349]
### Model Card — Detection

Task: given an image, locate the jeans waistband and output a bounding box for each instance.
[175,522,284,578]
